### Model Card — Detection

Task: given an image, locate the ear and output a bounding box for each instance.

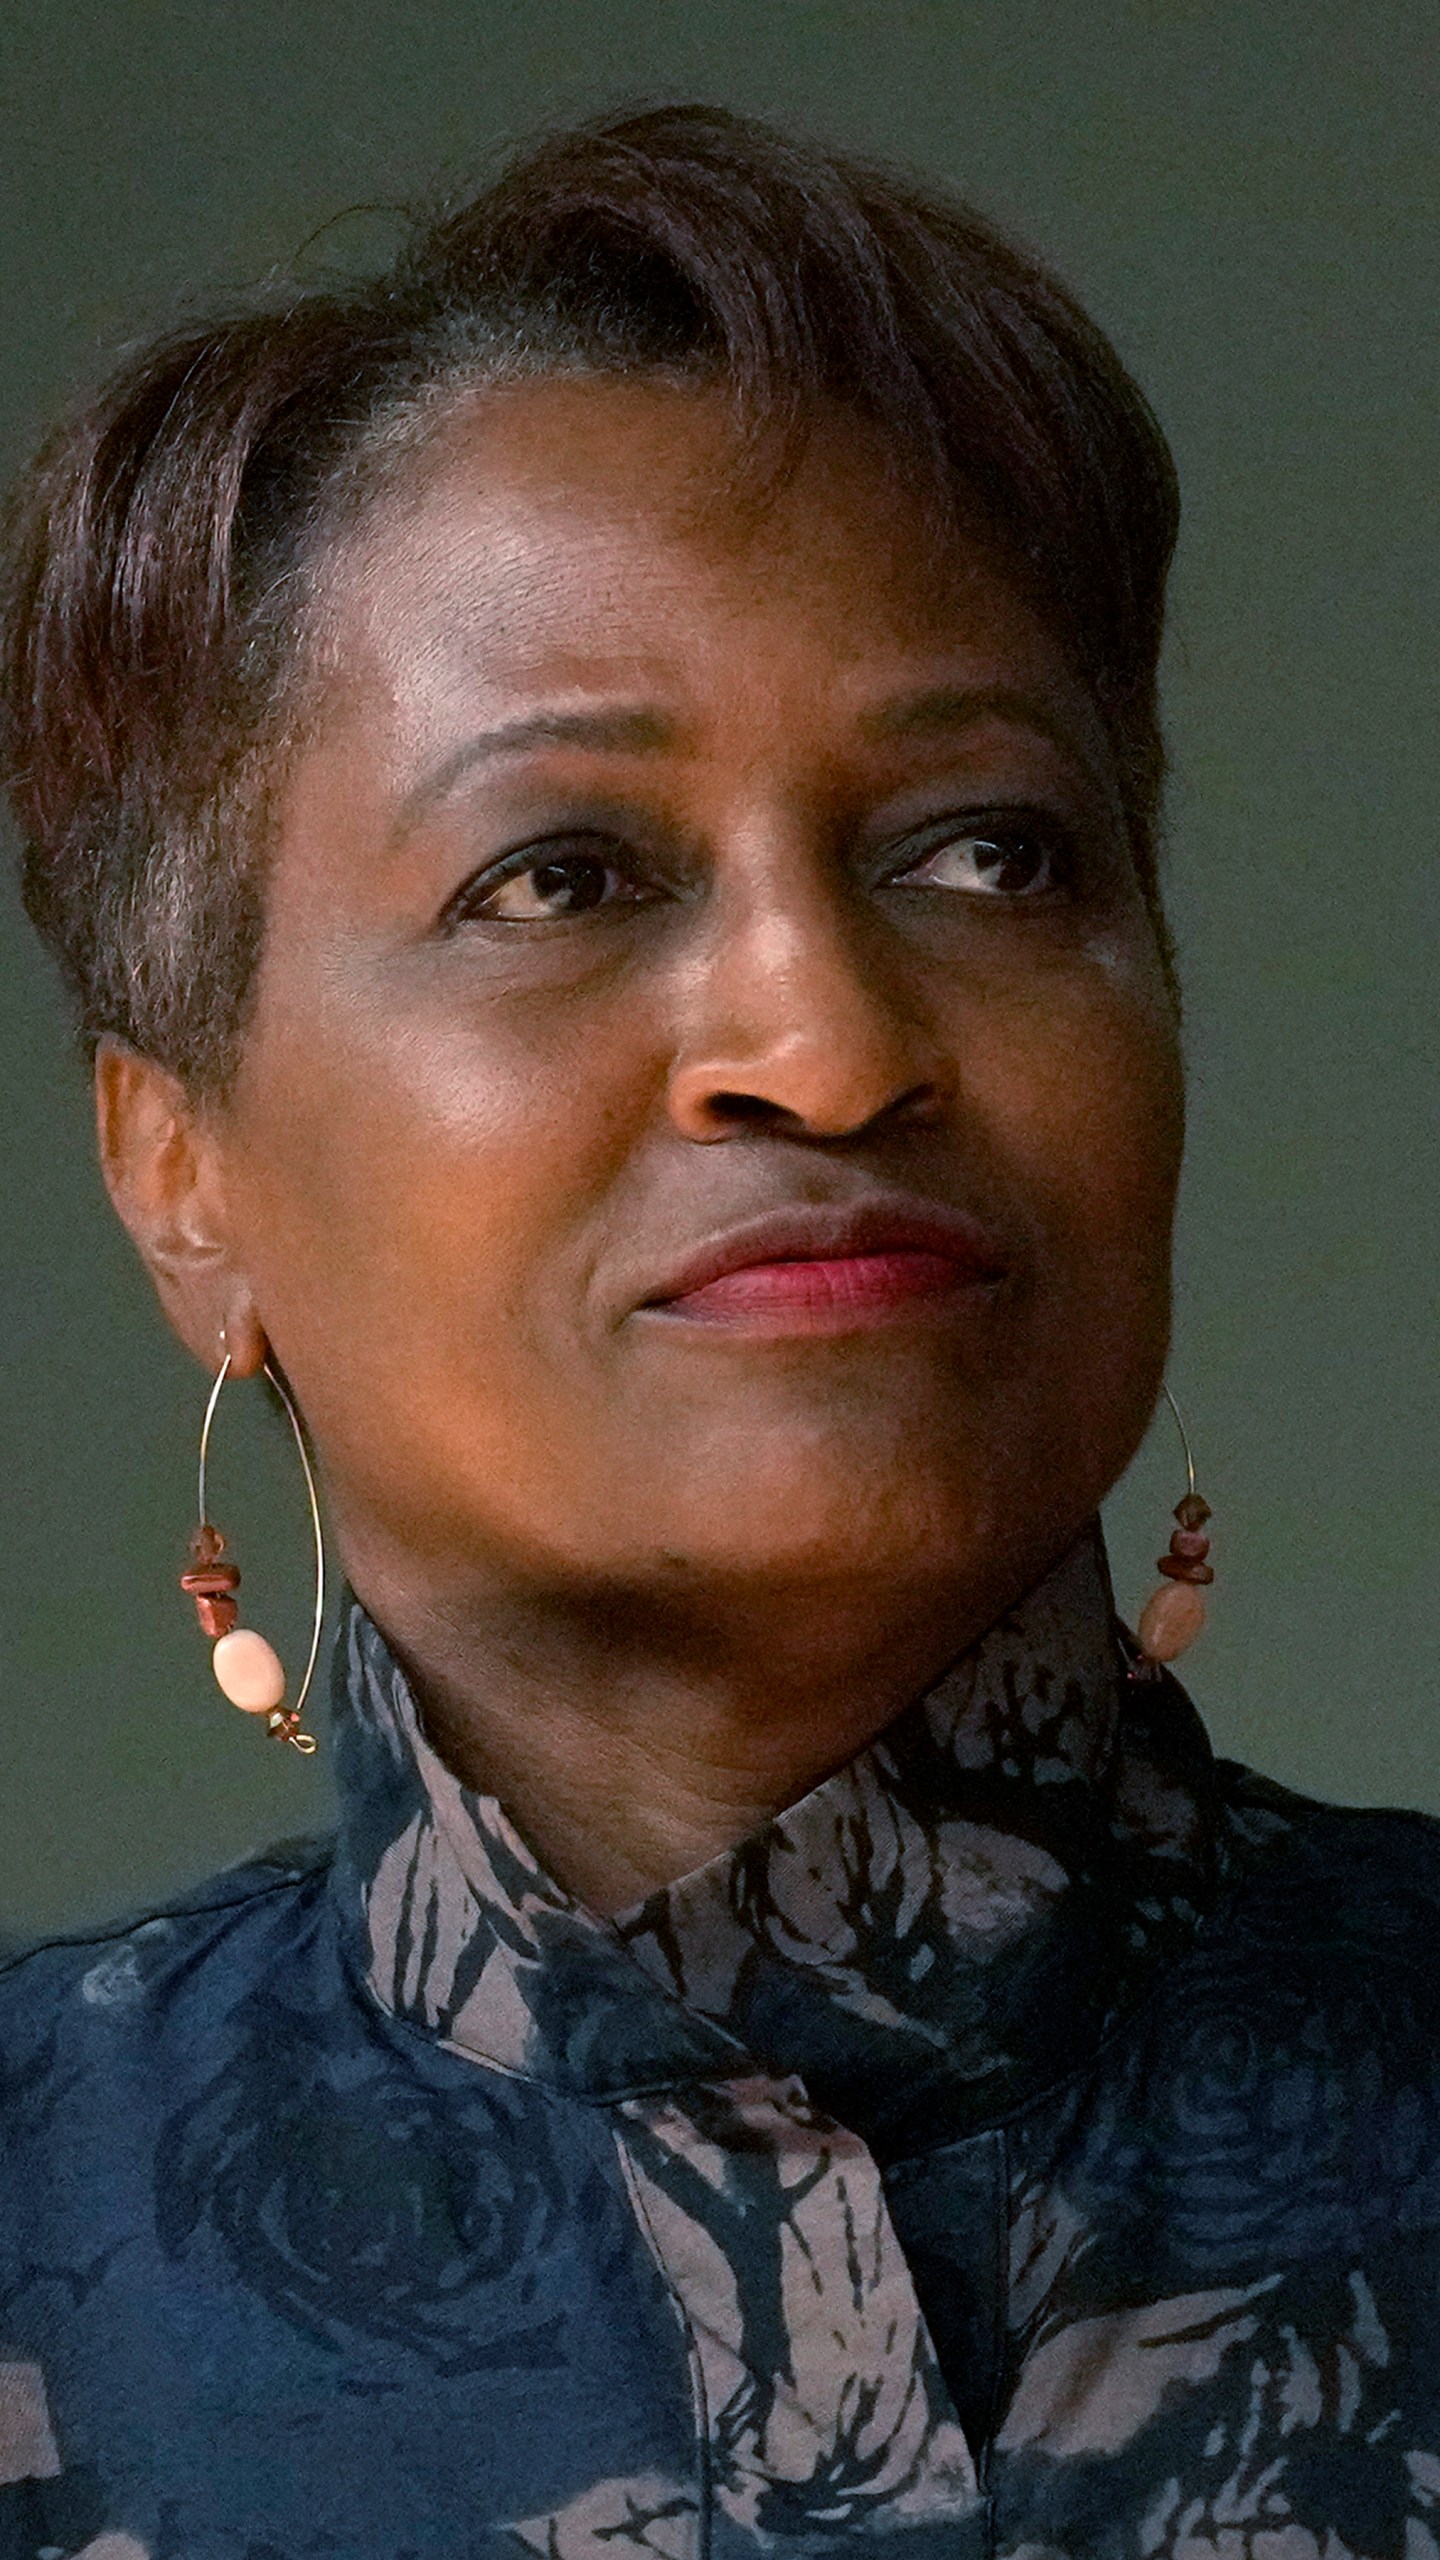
[94,1040,267,1378]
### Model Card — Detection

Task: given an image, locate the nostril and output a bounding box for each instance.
[695,1081,942,1140]
[706,1091,796,1129]
[891,1079,945,1127]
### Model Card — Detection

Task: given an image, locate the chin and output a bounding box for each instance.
[635,1388,1131,1604]
[619,1447,1008,1599]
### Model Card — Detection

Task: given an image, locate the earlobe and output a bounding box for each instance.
[93,1040,264,1372]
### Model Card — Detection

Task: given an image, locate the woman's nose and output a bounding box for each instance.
[664,859,947,1143]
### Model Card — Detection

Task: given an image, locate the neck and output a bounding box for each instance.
[338,1551,1043,1913]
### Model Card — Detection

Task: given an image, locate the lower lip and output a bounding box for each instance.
[647,1250,999,1336]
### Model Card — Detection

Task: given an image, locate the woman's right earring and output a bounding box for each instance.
[180,1348,324,1754]
[1131,1385,1215,1681]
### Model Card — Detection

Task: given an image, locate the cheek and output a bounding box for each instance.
[223,959,648,1429]
[983,956,1184,1435]
[968,936,1182,1232]
[946,954,1183,1527]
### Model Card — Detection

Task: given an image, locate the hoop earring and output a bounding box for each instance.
[1130,1384,1215,1682]
[180,1350,324,1754]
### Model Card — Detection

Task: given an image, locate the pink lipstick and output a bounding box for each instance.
[638,1200,1005,1338]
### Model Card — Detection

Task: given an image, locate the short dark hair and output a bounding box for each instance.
[1,102,1179,1095]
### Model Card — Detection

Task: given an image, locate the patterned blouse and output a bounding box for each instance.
[4,1530,1440,2560]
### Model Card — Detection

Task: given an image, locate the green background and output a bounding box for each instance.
[1,0,1434,1939]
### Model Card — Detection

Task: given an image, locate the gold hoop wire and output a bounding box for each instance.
[197,1353,326,1744]
[1160,1381,1197,1500]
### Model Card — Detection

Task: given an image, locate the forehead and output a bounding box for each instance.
[314,375,1097,760]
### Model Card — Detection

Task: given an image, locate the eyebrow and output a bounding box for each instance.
[400,681,1091,822]
[859,683,1087,764]
[401,708,678,819]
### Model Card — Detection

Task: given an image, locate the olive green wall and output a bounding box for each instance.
[1,0,1434,1938]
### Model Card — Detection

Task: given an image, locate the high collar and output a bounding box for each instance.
[331,1530,1220,2154]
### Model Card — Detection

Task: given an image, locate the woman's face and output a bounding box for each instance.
[209,378,1183,1634]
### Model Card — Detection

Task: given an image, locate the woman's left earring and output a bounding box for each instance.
[180,1348,324,1755]
[1129,1384,1215,1682]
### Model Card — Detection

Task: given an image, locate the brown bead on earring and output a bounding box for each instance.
[180,1523,241,1637]
[181,1347,323,1755]
[1131,1387,1215,1680]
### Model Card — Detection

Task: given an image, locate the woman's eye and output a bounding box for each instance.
[456,842,645,923]
[893,820,1068,899]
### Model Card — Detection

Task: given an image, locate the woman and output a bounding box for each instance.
[1,101,1436,2560]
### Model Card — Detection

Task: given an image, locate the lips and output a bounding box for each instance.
[637,1200,1007,1336]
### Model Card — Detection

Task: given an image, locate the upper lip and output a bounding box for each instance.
[638,1195,1008,1307]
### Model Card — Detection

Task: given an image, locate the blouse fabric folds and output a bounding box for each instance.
[4,1532,1440,2560]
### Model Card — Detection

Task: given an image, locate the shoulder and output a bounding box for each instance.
[0,1835,335,2068]
[1049,1778,1440,2279]
[1215,1760,1440,1971]
[1147,1764,1440,2088]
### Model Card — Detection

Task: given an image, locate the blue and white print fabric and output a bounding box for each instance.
[5,1528,1440,2559]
